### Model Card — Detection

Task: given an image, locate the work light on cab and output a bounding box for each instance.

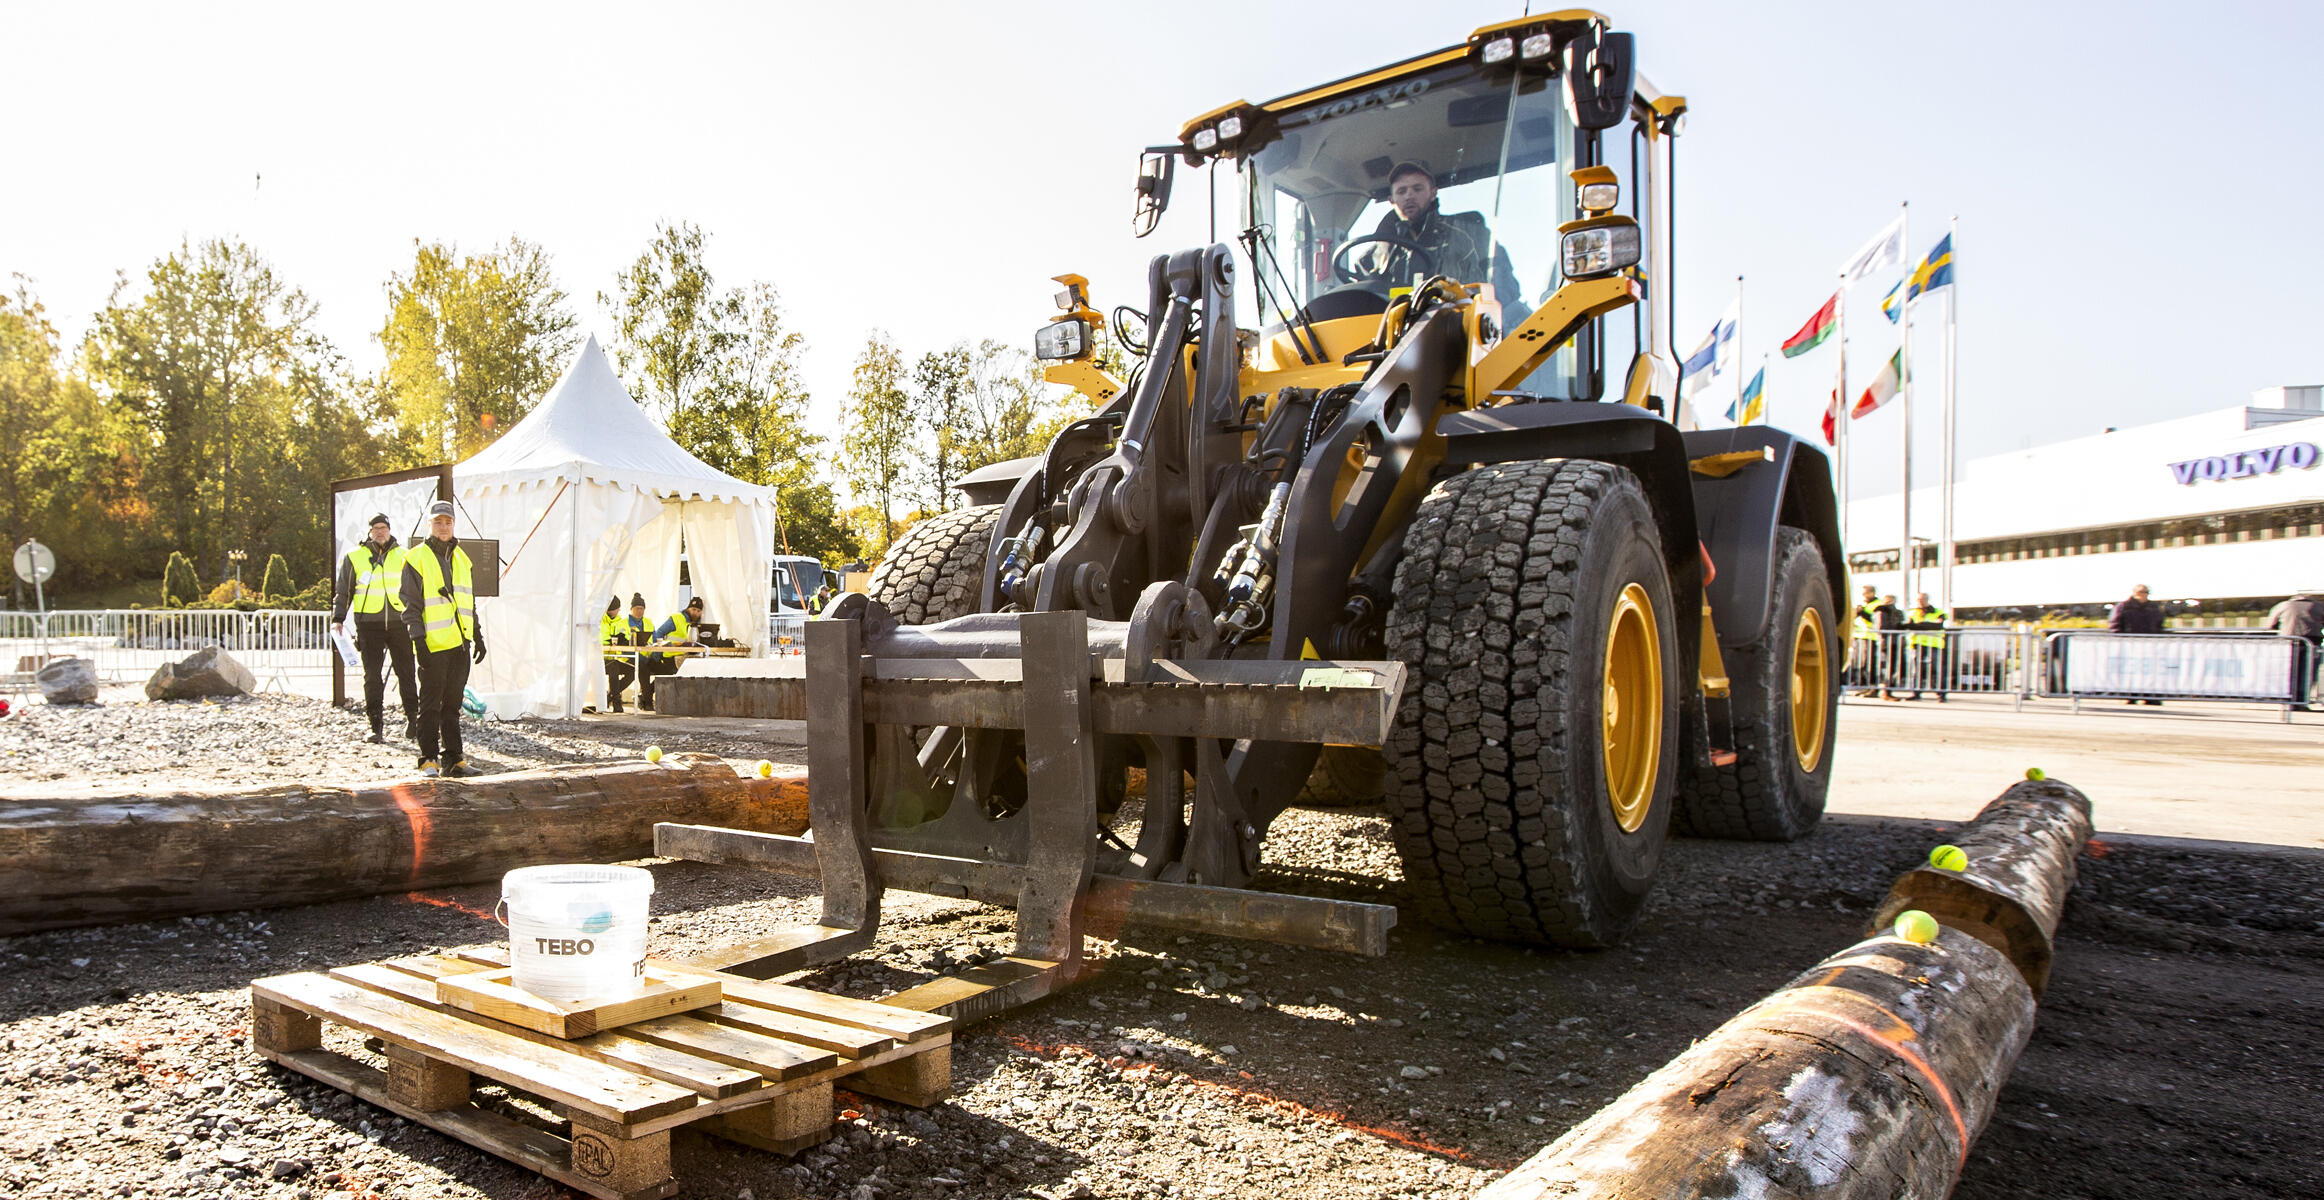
[1560,164,1641,280]
[1034,319,1090,361]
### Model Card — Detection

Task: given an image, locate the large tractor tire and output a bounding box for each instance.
[1384,460,1679,948]
[1674,527,1839,841]
[864,504,1002,624]
[1295,745,1388,808]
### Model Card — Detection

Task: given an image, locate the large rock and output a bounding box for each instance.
[145,646,257,701]
[35,657,99,705]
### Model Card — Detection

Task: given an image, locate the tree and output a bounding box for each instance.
[841,333,914,558]
[603,222,854,565]
[909,344,973,514]
[377,237,577,463]
[260,552,292,600]
[85,238,378,589]
[163,551,200,606]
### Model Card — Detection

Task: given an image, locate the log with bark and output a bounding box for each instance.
[1871,777,2094,997]
[1480,927,2037,1200]
[0,755,806,936]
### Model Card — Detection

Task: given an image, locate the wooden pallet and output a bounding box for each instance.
[250,949,952,1200]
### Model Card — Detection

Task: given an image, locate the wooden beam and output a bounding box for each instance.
[1872,777,2095,997]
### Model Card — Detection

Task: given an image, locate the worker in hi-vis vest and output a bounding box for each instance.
[1847,583,1880,689]
[600,593,650,713]
[399,500,486,778]
[1904,591,1951,702]
[331,512,419,743]
[639,595,705,711]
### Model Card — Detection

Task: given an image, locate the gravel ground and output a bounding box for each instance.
[0,694,801,798]
[3,699,2320,1199]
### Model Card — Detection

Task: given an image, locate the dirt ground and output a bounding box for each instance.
[2,697,2320,1199]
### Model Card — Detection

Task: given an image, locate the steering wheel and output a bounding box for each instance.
[1331,234,1438,285]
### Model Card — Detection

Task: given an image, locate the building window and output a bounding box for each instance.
[1848,502,2323,573]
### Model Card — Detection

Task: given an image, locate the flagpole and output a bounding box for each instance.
[1734,275,1745,424]
[1940,214,1959,615]
[1898,201,1914,606]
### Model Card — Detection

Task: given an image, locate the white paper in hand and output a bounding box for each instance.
[332,627,360,668]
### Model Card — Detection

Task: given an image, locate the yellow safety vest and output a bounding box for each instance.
[346,544,407,616]
[1852,605,1878,641]
[666,612,692,641]
[600,614,623,645]
[1908,607,1948,649]
[406,542,476,653]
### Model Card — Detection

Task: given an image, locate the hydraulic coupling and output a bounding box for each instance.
[994,521,1048,608]
[1211,482,1290,642]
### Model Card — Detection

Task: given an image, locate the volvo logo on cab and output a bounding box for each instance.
[2167,442,2319,485]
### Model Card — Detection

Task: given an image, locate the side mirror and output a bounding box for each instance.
[1562,30,1635,131]
[1133,149,1176,238]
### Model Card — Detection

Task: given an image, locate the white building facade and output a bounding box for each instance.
[1845,386,2323,619]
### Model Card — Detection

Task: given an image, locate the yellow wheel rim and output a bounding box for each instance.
[1790,605,1830,773]
[1602,582,1662,834]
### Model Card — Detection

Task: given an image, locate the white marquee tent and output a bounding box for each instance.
[452,336,776,718]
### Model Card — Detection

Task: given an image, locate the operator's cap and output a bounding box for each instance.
[427,500,454,519]
[685,596,705,612]
[1388,159,1434,184]
[366,512,390,529]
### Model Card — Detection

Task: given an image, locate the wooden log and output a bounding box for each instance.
[1871,777,2094,997]
[0,755,806,935]
[1480,928,2037,1200]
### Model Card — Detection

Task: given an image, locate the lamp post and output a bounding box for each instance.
[227,549,247,599]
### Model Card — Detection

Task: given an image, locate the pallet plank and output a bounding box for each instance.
[252,972,698,1124]
[617,1015,838,1081]
[657,967,951,1044]
[330,964,762,1099]
[435,968,722,1039]
[701,1001,894,1059]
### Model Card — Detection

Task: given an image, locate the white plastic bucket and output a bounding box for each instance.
[497,864,655,1003]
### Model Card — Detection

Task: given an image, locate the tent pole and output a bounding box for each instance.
[567,479,581,717]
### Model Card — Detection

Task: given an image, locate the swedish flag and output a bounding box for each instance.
[1881,234,1954,323]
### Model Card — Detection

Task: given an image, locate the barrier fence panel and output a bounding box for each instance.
[767,614,805,656]
[1842,629,2036,706]
[2039,631,2312,718]
[0,609,334,696]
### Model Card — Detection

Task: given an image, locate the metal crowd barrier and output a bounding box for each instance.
[0,608,334,695]
[767,613,806,657]
[1841,627,2316,719]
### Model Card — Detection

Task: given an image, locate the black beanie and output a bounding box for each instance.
[605,596,620,614]
[631,592,646,609]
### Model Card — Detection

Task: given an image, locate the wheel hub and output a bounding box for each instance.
[1790,605,1829,773]
[1601,582,1662,833]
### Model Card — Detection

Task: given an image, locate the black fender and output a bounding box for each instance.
[957,455,1041,507]
[1437,403,1709,648]
[1679,427,1844,649]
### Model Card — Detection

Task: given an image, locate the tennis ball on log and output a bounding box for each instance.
[1929,844,1968,872]
[756,759,775,778]
[645,746,662,764]
[2026,766,2047,781]
[1893,910,1940,945]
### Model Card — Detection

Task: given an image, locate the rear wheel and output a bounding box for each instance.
[864,505,1002,623]
[1295,745,1388,808]
[1384,460,1679,948]
[1675,527,1839,841]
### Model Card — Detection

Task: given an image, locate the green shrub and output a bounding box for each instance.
[260,553,292,601]
[162,551,201,606]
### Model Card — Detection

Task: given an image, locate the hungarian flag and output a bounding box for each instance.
[1782,294,1838,358]
[1854,349,1904,417]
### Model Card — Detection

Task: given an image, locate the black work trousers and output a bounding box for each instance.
[638,657,681,708]
[413,641,472,766]
[605,653,637,711]
[354,618,418,734]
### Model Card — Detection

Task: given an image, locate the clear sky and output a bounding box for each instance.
[5,1,2319,501]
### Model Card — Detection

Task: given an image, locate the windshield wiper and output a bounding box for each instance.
[1237,225,1324,367]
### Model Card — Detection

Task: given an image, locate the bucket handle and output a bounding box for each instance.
[493,899,509,928]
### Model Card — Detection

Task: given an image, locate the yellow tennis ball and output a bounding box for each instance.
[645,746,663,764]
[1893,910,1939,945]
[1929,844,1968,872]
[2025,767,2046,781]
[756,759,775,778]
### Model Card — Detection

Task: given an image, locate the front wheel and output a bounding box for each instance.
[1384,460,1678,948]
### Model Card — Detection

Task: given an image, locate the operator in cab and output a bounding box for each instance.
[1367,161,1529,322]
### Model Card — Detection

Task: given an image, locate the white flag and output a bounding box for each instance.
[1677,298,1738,403]
[1838,212,1906,286]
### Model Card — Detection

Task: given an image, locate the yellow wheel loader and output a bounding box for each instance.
[657,11,1844,1012]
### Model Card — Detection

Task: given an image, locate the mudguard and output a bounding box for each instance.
[1436,401,1708,620]
[1680,427,1844,648]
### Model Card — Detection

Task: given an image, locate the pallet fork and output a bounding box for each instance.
[655,586,1405,1022]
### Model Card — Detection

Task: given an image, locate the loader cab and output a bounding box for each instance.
[1170,13,1680,409]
